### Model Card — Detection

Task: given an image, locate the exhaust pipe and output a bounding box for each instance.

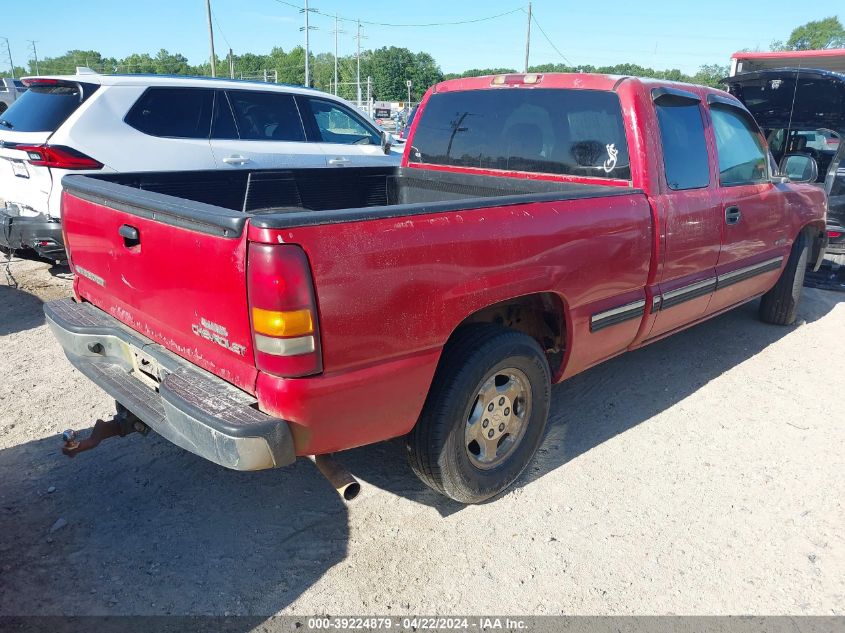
[310,454,361,501]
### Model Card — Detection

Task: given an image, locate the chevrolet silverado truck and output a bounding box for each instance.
[45,73,827,503]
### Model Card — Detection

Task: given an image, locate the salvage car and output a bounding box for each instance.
[724,68,845,255]
[0,69,399,262]
[45,73,826,503]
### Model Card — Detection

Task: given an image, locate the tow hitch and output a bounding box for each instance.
[61,405,149,457]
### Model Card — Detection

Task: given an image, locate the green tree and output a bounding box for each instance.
[311,52,335,92]
[408,52,442,100]
[34,49,117,75]
[233,52,269,78]
[773,16,845,50]
[361,46,443,101]
[152,49,190,75]
[692,63,730,88]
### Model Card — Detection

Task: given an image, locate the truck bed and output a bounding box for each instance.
[62,167,638,235]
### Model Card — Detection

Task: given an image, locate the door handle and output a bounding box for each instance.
[725,206,741,225]
[222,155,250,165]
[328,157,350,166]
[119,224,140,248]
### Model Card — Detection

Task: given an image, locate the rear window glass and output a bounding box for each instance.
[655,100,711,190]
[226,90,305,142]
[125,87,213,139]
[0,82,97,132]
[411,88,630,179]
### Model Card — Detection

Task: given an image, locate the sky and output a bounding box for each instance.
[2,1,843,76]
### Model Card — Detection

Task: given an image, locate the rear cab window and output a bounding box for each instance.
[654,94,711,190]
[124,87,213,139]
[409,88,631,179]
[0,81,99,132]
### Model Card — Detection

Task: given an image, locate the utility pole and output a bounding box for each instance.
[228,48,234,79]
[205,0,217,77]
[300,0,317,87]
[524,1,532,73]
[406,79,412,109]
[366,76,372,116]
[28,40,39,75]
[1,38,14,79]
[354,20,366,109]
[331,13,344,96]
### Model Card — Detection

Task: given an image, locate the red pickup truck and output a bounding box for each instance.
[46,73,827,503]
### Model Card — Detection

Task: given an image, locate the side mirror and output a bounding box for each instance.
[779,153,819,184]
[381,131,393,155]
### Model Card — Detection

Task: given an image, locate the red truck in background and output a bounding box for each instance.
[45,73,827,503]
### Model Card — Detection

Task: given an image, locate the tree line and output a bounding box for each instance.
[7,16,843,102]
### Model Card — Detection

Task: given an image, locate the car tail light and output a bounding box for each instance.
[16,144,102,170]
[247,243,322,378]
[491,73,543,87]
[829,230,843,239]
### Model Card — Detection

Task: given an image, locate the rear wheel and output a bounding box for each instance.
[759,230,810,325]
[407,324,551,503]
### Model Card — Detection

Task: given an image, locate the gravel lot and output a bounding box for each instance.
[1,255,843,617]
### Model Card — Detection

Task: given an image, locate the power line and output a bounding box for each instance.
[271,0,523,28]
[210,5,233,51]
[529,9,573,66]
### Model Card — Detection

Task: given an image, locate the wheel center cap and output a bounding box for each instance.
[486,396,512,438]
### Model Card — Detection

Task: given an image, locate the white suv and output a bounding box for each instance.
[0,70,399,261]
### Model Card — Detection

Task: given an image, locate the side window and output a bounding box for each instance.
[655,99,710,190]
[299,97,380,145]
[226,90,305,142]
[125,88,213,139]
[710,105,768,186]
[211,91,238,140]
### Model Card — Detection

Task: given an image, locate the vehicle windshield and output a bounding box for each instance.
[0,82,98,132]
[410,88,631,179]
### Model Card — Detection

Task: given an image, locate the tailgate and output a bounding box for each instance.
[61,176,258,393]
[0,132,53,215]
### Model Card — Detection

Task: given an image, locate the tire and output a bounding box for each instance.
[0,103,6,115]
[407,324,551,503]
[759,230,810,325]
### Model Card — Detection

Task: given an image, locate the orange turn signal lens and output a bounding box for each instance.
[252,307,313,337]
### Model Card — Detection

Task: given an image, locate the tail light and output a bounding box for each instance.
[16,144,103,170]
[247,243,322,378]
[22,78,60,86]
[829,230,842,239]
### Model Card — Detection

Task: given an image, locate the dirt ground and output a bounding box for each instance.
[0,255,843,618]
